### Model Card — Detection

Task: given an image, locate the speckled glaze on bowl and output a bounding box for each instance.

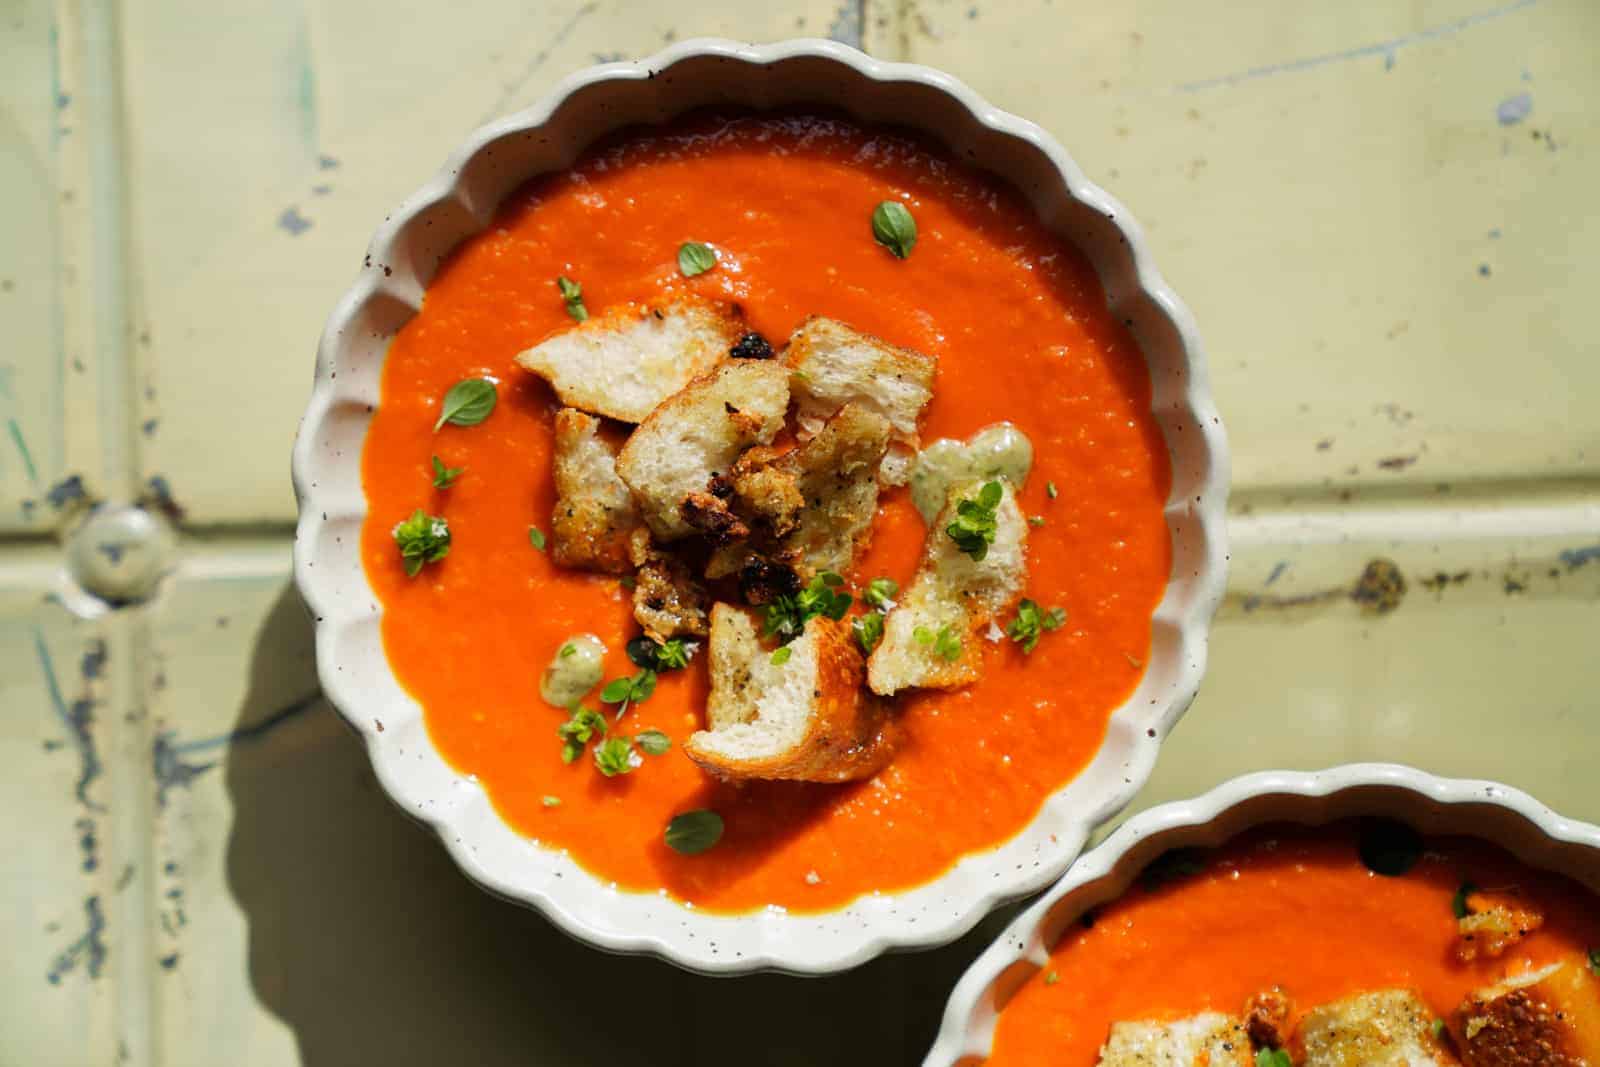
[290,37,1229,975]
[925,764,1600,1063]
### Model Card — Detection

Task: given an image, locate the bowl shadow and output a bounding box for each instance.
[222,582,1017,1065]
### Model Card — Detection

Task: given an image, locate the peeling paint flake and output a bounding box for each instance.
[46,896,106,985]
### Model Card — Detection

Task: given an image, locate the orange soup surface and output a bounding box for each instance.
[989,823,1600,1065]
[360,114,1171,912]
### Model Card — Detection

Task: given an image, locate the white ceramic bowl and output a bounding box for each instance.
[291,37,1229,975]
[925,763,1600,1063]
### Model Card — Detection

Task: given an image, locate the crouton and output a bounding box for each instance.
[1096,1013,1252,1066]
[1298,989,1457,1066]
[1454,888,1545,961]
[549,409,639,574]
[615,360,790,541]
[514,294,743,423]
[683,605,896,784]
[707,403,892,583]
[783,316,934,484]
[866,478,1026,696]
[1244,988,1293,1052]
[628,530,709,641]
[1450,958,1600,1066]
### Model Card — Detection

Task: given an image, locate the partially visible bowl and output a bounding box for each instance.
[291,37,1228,975]
[925,764,1600,1063]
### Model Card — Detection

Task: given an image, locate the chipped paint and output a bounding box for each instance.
[46,896,106,985]
[277,206,312,235]
[33,630,105,811]
[151,731,217,807]
[1560,544,1600,570]
[46,474,88,509]
[152,690,321,804]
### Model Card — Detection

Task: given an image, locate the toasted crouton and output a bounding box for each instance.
[683,605,896,783]
[708,403,892,583]
[1455,888,1545,961]
[614,360,790,541]
[1096,1013,1252,1066]
[549,409,639,574]
[1244,988,1293,1052]
[515,294,743,423]
[1450,958,1600,1066]
[628,530,709,641]
[1298,989,1458,1066]
[783,316,934,484]
[866,478,1026,696]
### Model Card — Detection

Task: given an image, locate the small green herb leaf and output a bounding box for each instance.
[1588,947,1599,976]
[1046,481,1059,500]
[541,795,562,808]
[528,526,547,551]
[864,577,899,610]
[1432,1018,1447,1040]
[593,736,637,777]
[1028,515,1046,528]
[1256,1051,1292,1067]
[556,705,607,764]
[871,200,917,259]
[853,612,884,655]
[601,678,633,703]
[762,571,853,643]
[600,670,658,719]
[1043,971,1060,986]
[946,480,1004,561]
[636,729,672,756]
[665,810,724,855]
[677,241,717,277]
[1007,598,1067,653]
[627,635,693,672]
[914,624,962,662]
[433,377,497,432]
[1452,881,1477,919]
[559,642,577,659]
[770,646,792,666]
[556,275,588,321]
[431,455,463,489]
[392,509,451,576]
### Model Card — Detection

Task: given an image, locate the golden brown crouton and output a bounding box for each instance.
[1451,958,1600,1066]
[515,294,743,423]
[1244,988,1293,1053]
[866,478,1027,696]
[1096,1013,1252,1066]
[549,409,640,574]
[615,360,790,541]
[783,316,934,485]
[1298,989,1458,1066]
[683,606,896,784]
[628,530,709,641]
[1455,888,1545,961]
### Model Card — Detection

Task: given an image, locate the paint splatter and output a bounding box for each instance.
[143,475,185,522]
[1265,561,1290,586]
[34,631,104,810]
[46,474,87,509]
[1559,544,1600,570]
[827,1,862,45]
[151,732,217,807]
[46,897,106,985]
[1496,92,1532,125]
[76,816,98,872]
[8,418,38,484]
[141,418,158,437]
[1377,455,1419,470]
[81,640,107,680]
[318,154,340,170]
[1478,263,1492,277]
[277,207,313,236]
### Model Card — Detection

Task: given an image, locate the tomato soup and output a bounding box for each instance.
[988,823,1600,1064]
[359,114,1171,912]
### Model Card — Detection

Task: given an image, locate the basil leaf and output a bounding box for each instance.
[871,200,917,259]
[431,455,463,489]
[1256,1051,1291,1067]
[665,810,724,856]
[541,795,561,808]
[853,612,884,655]
[528,527,546,551]
[556,275,588,322]
[677,241,717,277]
[433,377,497,432]
[391,509,451,577]
[1043,971,1059,986]
[593,736,636,777]
[636,729,671,756]
[600,678,633,703]
[770,646,792,665]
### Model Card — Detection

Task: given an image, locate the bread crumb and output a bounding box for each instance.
[805,870,821,885]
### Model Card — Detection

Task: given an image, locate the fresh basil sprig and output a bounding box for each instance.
[762,571,852,643]
[871,200,917,259]
[853,612,884,655]
[677,241,717,277]
[433,378,497,432]
[557,704,607,764]
[600,669,657,719]
[593,736,637,777]
[914,624,962,662]
[556,275,588,321]
[946,480,1003,561]
[1007,598,1067,653]
[665,810,724,855]
[626,635,693,672]
[391,509,450,576]
[636,730,671,756]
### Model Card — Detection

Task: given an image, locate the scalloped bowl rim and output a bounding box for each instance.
[925,763,1600,1063]
[290,37,1230,975]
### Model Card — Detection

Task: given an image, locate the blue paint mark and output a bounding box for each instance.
[310,184,332,196]
[81,640,107,680]
[826,1,863,46]
[141,417,158,437]
[1478,263,1492,277]
[95,542,127,565]
[317,155,339,170]
[1384,51,1396,71]
[46,897,106,985]
[1559,544,1600,569]
[56,91,71,109]
[8,418,38,485]
[1496,91,1532,125]
[1488,227,1502,239]
[277,207,313,236]
[153,691,321,805]
[33,630,104,811]
[1177,0,1539,92]
[1265,561,1290,587]
[46,474,86,509]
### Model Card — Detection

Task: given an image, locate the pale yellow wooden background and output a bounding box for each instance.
[3,1,1597,1064]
